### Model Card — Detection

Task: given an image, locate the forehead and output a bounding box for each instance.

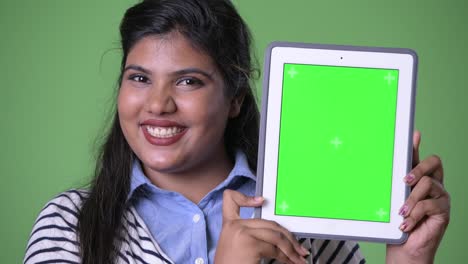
[126,33,217,73]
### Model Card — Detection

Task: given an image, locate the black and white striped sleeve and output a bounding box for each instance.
[23,190,85,264]
[305,238,365,264]
[262,238,365,264]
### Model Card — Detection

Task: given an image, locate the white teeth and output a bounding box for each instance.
[146,126,183,138]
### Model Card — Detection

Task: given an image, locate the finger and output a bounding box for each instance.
[399,197,450,232]
[412,130,421,167]
[249,228,307,264]
[241,219,309,256]
[399,176,447,217]
[404,154,444,185]
[222,189,264,222]
[256,242,295,264]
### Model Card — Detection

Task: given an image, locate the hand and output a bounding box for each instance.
[386,130,451,263]
[214,190,309,264]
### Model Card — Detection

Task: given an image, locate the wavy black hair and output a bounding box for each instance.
[77,0,259,263]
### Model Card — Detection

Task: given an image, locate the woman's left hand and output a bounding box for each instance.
[386,130,451,263]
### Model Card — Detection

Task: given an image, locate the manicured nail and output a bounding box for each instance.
[404,173,415,183]
[399,204,409,216]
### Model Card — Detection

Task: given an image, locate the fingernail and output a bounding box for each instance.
[399,204,408,216]
[300,246,310,256]
[399,221,407,232]
[404,173,415,183]
[254,196,264,202]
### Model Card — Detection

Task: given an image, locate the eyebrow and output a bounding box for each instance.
[124,65,151,75]
[123,64,214,80]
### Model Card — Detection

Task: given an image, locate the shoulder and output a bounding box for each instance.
[29,189,88,230]
[23,189,89,264]
[24,190,173,264]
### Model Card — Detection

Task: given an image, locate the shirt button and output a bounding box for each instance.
[195,257,204,264]
[192,214,201,223]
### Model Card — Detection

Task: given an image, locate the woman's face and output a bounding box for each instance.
[118,33,239,175]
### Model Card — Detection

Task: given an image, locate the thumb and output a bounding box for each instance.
[412,130,421,167]
[222,189,264,222]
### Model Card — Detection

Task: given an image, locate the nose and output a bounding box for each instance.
[144,83,177,115]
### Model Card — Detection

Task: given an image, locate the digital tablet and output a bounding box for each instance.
[254,42,417,244]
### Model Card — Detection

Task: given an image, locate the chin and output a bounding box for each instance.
[139,153,187,174]
[142,158,175,171]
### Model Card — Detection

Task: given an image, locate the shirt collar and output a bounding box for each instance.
[127,150,256,201]
[127,159,151,201]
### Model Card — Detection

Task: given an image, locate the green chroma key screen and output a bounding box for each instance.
[275,63,399,222]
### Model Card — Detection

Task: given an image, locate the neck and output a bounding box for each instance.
[142,150,234,204]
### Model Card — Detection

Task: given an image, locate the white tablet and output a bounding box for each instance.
[255,42,417,244]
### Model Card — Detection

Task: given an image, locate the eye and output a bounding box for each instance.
[176,77,204,87]
[128,74,150,84]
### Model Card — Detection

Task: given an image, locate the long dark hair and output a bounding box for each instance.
[77,0,259,263]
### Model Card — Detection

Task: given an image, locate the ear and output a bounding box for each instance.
[228,93,245,118]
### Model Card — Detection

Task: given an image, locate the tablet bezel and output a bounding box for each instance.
[255,42,417,244]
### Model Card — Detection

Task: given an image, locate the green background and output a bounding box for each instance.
[276,65,398,222]
[1,0,466,262]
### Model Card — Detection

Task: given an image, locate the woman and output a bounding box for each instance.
[24,0,450,263]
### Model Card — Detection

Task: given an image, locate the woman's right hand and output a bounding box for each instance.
[214,190,309,264]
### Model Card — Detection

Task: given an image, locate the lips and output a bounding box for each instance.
[140,119,187,146]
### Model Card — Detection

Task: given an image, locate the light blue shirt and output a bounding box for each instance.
[128,151,256,264]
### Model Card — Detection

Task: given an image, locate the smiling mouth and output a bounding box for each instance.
[144,125,185,138]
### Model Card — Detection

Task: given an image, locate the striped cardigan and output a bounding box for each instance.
[24,190,365,263]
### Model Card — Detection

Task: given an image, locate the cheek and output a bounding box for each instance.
[183,93,231,129]
[117,88,147,144]
[117,88,144,121]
